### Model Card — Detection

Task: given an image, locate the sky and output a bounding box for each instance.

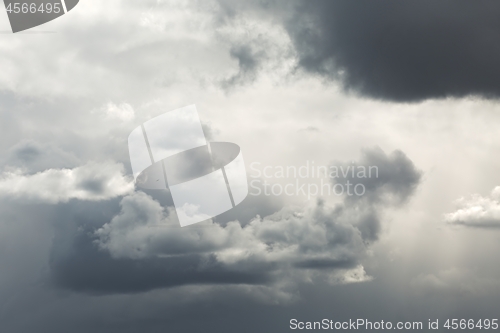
[1,0,500,332]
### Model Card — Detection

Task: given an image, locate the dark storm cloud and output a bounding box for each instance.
[51,244,272,294]
[284,0,500,101]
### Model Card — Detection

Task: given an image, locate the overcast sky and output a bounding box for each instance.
[1,1,500,332]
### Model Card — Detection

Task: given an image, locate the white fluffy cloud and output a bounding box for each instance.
[0,162,133,203]
[445,187,500,228]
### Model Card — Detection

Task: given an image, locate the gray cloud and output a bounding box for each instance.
[332,147,421,241]
[0,161,133,203]
[51,192,368,295]
[284,0,500,101]
[47,147,421,295]
[333,147,422,206]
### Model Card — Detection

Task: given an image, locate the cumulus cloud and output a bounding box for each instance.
[73,148,422,296]
[95,192,366,262]
[0,162,133,203]
[92,191,372,296]
[445,187,500,228]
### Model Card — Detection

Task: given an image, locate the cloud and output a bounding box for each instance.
[0,162,133,203]
[284,0,500,101]
[47,147,422,295]
[333,147,422,206]
[74,191,372,297]
[95,192,368,264]
[332,147,422,241]
[445,187,500,228]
